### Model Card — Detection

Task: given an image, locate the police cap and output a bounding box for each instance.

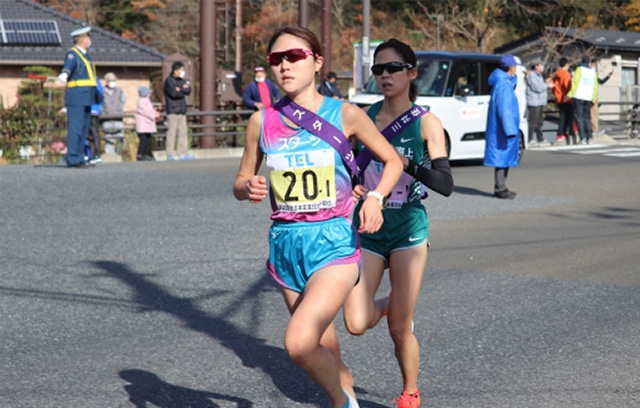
[70,26,91,38]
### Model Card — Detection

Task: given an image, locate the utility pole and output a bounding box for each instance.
[436,14,442,49]
[235,0,242,73]
[299,0,308,28]
[200,0,217,148]
[321,0,331,78]
[362,0,371,88]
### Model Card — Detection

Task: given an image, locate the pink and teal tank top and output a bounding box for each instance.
[260,97,354,222]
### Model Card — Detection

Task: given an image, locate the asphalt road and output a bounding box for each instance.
[1,142,639,408]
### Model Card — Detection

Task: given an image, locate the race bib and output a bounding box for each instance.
[268,149,336,212]
[363,158,414,209]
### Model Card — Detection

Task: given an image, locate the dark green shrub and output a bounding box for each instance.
[0,66,66,163]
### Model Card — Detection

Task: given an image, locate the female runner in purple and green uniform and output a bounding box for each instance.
[343,39,454,408]
[233,27,403,408]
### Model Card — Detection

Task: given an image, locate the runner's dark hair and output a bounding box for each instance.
[267,27,322,58]
[373,38,418,102]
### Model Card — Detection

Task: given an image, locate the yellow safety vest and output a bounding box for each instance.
[67,47,97,88]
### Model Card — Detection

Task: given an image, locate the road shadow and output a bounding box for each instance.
[33,163,70,169]
[119,369,253,408]
[549,205,640,227]
[92,260,323,406]
[452,185,494,197]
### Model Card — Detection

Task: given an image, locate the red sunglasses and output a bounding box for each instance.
[266,48,317,66]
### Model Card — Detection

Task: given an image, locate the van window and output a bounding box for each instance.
[415,59,450,96]
[480,61,500,95]
[446,61,479,97]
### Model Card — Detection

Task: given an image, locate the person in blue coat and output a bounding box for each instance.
[242,66,280,110]
[485,55,520,199]
[57,26,103,168]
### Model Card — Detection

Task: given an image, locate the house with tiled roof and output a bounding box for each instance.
[495,27,640,121]
[0,0,166,111]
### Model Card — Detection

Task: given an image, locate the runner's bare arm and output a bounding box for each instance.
[233,111,268,203]
[343,103,403,198]
[342,102,403,233]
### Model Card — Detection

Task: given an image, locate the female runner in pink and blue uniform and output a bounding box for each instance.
[233,27,403,408]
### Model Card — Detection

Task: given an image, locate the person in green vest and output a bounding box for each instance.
[568,55,598,144]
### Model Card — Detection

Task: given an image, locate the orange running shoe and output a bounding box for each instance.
[393,389,421,408]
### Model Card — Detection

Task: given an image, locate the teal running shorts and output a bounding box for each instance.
[267,217,361,293]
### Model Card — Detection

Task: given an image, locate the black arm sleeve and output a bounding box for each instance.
[405,157,454,197]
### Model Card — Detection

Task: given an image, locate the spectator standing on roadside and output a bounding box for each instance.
[317,71,345,100]
[163,61,194,160]
[553,57,574,144]
[484,55,520,200]
[526,59,553,146]
[568,55,598,144]
[590,60,613,135]
[87,79,104,163]
[56,26,102,168]
[135,86,159,161]
[101,72,126,154]
[242,66,280,110]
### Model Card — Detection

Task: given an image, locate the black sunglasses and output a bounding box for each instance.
[266,48,317,66]
[371,61,414,76]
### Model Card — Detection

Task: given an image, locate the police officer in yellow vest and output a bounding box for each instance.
[57,26,103,167]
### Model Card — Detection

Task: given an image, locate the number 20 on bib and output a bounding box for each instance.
[268,149,337,212]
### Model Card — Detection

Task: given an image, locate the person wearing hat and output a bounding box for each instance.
[101,72,126,154]
[134,85,159,161]
[242,66,280,110]
[525,58,553,146]
[484,54,521,199]
[57,26,103,168]
[568,55,598,144]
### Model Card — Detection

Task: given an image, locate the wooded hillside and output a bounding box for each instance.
[35,0,631,76]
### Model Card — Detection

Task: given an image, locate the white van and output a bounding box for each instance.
[350,51,528,161]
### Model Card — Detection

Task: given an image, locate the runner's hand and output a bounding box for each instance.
[352,184,367,204]
[247,175,268,203]
[358,197,383,233]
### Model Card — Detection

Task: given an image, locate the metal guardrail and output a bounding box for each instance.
[1,108,253,162]
[545,100,640,139]
[5,99,640,163]
[102,108,254,148]
[597,101,640,139]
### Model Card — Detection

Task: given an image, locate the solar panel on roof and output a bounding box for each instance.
[0,20,61,45]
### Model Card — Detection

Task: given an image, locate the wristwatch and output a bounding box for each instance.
[365,191,387,209]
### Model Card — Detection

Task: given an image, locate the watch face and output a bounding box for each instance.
[367,191,386,209]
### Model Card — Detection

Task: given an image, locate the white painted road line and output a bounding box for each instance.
[533,144,607,151]
[574,147,640,154]
[605,151,640,157]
